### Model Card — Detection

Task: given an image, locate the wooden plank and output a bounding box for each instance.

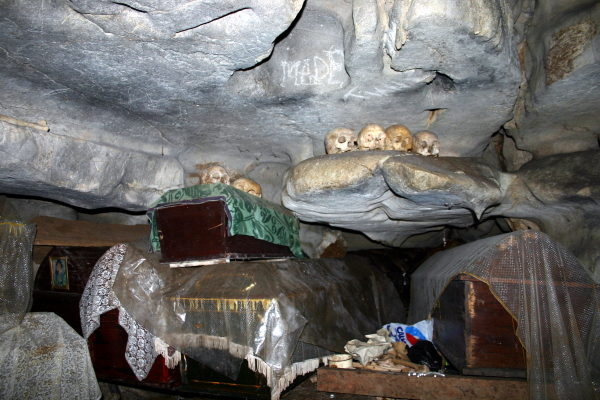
[33,245,53,264]
[32,216,150,246]
[316,367,528,400]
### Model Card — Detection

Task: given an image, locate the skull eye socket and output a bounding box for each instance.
[338,136,347,143]
[211,173,220,180]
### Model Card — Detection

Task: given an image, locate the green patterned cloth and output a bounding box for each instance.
[147,183,303,258]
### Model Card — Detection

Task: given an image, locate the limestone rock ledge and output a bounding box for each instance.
[282,151,506,246]
[0,122,183,210]
[282,150,600,279]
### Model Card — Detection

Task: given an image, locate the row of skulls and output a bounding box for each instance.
[199,165,262,198]
[325,123,440,156]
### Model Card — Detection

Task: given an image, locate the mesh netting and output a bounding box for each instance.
[0,196,101,399]
[0,313,102,400]
[408,230,599,400]
[0,197,35,334]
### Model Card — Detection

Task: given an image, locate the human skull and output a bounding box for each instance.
[232,178,262,197]
[412,130,440,156]
[200,165,230,185]
[325,127,358,154]
[384,125,413,151]
[357,123,387,151]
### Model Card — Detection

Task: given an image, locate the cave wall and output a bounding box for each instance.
[0,0,599,270]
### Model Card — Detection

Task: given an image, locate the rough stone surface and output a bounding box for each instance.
[282,150,600,278]
[494,150,600,280]
[505,1,600,158]
[0,122,183,210]
[282,151,506,247]
[0,0,524,211]
[0,0,599,262]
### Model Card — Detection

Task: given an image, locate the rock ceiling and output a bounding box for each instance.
[0,0,599,274]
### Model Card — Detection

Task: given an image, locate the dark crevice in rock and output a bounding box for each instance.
[175,8,252,36]
[235,2,307,72]
[1,193,145,218]
[426,72,456,92]
[112,2,149,13]
[273,1,306,47]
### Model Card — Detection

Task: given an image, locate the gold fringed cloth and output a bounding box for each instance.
[408,230,600,400]
[110,241,405,400]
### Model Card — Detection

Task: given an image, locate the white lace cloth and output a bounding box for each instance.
[80,244,179,380]
[0,312,101,400]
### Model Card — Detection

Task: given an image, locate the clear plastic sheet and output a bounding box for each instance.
[0,196,22,223]
[408,230,599,400]
[79,244,162,381]
[111,240,405,399]
[0,196,101,399]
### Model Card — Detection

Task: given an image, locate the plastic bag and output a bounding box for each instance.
[383,319,433,347]
[407,340,442,371]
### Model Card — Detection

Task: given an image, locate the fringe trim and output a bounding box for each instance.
[161,333,326,400]
[154,338,181,369]
[245,354,328,400]
[164,333,253,360]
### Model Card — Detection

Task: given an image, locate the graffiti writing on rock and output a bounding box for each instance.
[280,46,345,87]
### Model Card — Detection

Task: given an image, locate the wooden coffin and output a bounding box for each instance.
[31,246,181,389]
[30,245,271,397]
[31,246,110,335]
[180,355,270,399]
[154,200,294,266]
[87,308,181,389]
[431,274,527,378]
